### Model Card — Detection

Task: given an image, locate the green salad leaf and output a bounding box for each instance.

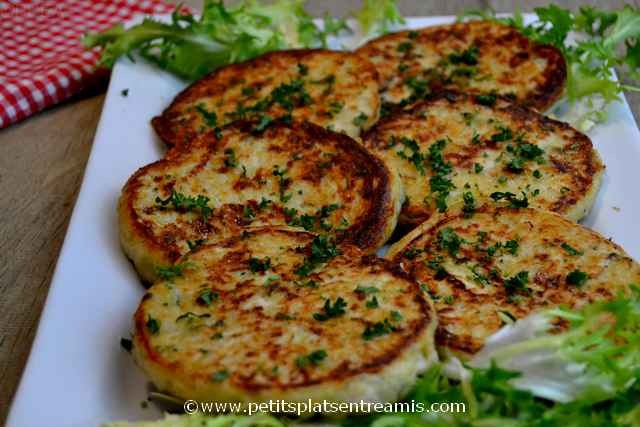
[355,0,405,36]
[83,0,402,81]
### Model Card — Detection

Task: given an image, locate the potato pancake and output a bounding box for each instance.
[387,206,639,357]
[119,122,403,283]
[152,49,380,148]
[132,228,437,411]
[363,92,603,227]
[356,20,566,113]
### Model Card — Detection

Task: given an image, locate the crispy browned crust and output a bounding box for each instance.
[152,49,380,148]
[356,20,567,112]
[120,121,401,283]
[362,91,603,226]
[387,206,640,356]
[134,227,434,393]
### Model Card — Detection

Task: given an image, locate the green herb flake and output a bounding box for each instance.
[363,319,396,340]
[353,112,369,127]
[155,263,191,281]
[211,369,229,382]
[155,189,213,219]
[490,191,529,208]
[366,296,379,309]
[295,235,340,276]
[146,317,160,334]
[561,242,584,256]
[295,349,327,368]
[504,270,530,295]
[437,227,463,257]
[475,92,497,106]
[567,269,589,286]
[196,289,218,306]
[248,256,271,273]
[355,285,379,295]
[313,297,347,321]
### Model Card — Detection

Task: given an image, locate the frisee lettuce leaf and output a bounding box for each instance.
[355,0,405,36]
[83,0,402,81]
[458,5,640,129]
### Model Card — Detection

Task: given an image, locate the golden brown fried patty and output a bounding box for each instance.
[132,227,437,410]
[363,92,603,227]
[152,49,380,148]
[356,21,566,112]
[119,121,403,283]
[386,207,639,358]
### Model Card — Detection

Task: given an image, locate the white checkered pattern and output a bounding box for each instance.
[0,0,174,128]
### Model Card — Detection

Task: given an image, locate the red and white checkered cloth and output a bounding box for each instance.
[0,0,175,129]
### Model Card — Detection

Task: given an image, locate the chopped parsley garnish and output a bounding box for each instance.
[448,46,479,65]
[469,265,490,286]
[155,263,191,281]
[366,296,379,309]
[474,163,484,173]
[295,349,327,368]
[223,148,238,168]
[241,86,256,96]
[248,256,271,273]
[403,76,430,102]
[243,205,256,219]
[490,191,529,208]
[462,191,476,218]
[355,285,379,295]
[353,112,369,127]
[146,317,160,334]
[506,141,545,173]
[561,242,584,256]
[490,125,514,142]
[253,114,274,132]
[395,136,426,175]
[187,239,205,250]
[504,270,530,295]
[533,169,542,178]
[390,310,403,321]
[475,92,497,106]
[426,257,448,280]
[295,235,340,276]
[397,41,413,52]
[443,295,455,304]
[313,297,347,321]
[258,197,272,210]
[272,165,291,203]
[120,88,129,97]
[487,239,519,256]
[567,269,589,286]
[437,227,463,257]
[156,189,213,219]
[196,289,218,306]
[211,370,229,382]
[286,204,339,232]
[428,139,454,212]
[328,101,344,116]
[403,248,424,259]
[195,103,218,128]
[363,319,397,340]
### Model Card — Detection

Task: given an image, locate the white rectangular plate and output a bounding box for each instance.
[8,16,640,427]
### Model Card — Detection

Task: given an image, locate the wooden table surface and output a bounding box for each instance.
[1,0,638,422]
